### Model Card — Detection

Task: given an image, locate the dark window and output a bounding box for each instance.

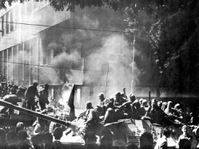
[5,13,9,34]
[10,11,14,32]
[0,17,3,37]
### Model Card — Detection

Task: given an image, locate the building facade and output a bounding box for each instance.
[0,1,155,107]
[0,0,72,85]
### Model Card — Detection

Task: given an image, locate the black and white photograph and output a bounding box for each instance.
[0,0,199,149]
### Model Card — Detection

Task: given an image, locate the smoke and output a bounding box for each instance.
[40,7,141,101]
[6,4,143,104]
[85,34,140,98]
[50,51,82,83]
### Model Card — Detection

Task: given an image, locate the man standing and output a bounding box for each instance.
[39,84,49,111]
[25,82,39,111]
[80,101,100,143]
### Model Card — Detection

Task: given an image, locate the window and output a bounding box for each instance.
[0,17,3,37]
[0,9,16,36]
[0,51,2,74]
[3,15,6,36]
[5,13,9,34]
[10,11,14,32]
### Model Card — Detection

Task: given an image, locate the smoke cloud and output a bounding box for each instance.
[85,34,140,98]
[6,4,143,105]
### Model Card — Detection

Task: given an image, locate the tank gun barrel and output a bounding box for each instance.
[0,100,71,126]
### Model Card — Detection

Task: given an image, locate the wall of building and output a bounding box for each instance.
[0,2,155,107]
[0,1,70,86]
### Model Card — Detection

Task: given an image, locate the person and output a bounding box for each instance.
[114,92,127,106]
[145,99,167,124]
[52,127,64,149]
[16,87,27,108]
[96,92,107,116]
[178,139,191,149]
[10,85,18,95]
[121,88,128,100]
[155,128,171,149]
[0,91,21,115]
[103,97,119,124]
[164,101,174,116]
[16,122,25,134]
[131,99,146,119]
[140,132,154,149]
[177,125,197,149]
[106,98,116,110]
[119,93,136,117]
[18,130,34,149]
[80,101,100,144]
[172,103,184,122]
[161,102,168,111]
[39,84,49,111]
[25,82,39,111]
[32,117,49,135]
[98,92,106,106]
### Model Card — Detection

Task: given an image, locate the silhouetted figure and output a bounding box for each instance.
[177,125,196,149]
[25,82,39,111]
[121,88,128,100]
[103,98,117,124]
[17,87,27,108]
[52,127,64,149]
[140,132,154,149]
[119,93,136,117]
[96,92,106,116]
[114,92,126,106]
[178,139,191,149]
[16,122,25,134]
[39,84,49,111]
[145,99,167,124]
[80,102,100,146]
[18,130,34,149]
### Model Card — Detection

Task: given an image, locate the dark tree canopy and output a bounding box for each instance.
[1,0,196,11]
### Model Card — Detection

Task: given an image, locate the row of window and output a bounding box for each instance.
[0,10,15,37]
[0,0,49,37]
[0,37,42,85]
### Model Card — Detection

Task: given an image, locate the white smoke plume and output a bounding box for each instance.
[85,34,140,98]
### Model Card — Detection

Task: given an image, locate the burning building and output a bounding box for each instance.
[0,0,154,108]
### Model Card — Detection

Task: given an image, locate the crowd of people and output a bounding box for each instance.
[0,74,199,149]
[77,88,199,149]
[0,77,69,149]
[79,88,195,130]
[0,120,71,149]
[0,81,49,114]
